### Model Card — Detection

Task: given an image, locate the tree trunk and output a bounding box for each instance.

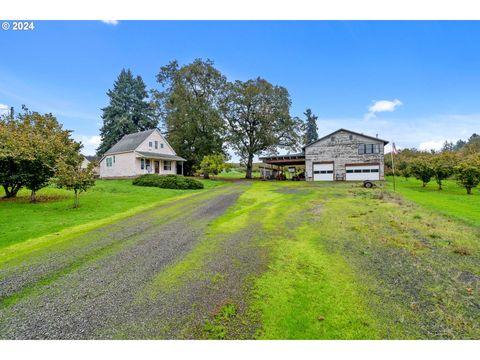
[467,187,472,195]
[203,172,210,179]
[3,184,22,198]
[422,182,426,187]
[30,189,37,203]
[438,181,442,190]
[73,189,79,208]
[245,153,254,179]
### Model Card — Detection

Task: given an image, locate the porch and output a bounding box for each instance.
[135,151,187,176]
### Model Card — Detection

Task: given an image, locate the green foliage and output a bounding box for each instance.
[198,154,229,178]
[55,162,96,208]
[220,78,303,179]
[132,174,204,190]
[303,108,318,145]
[410,157,435,187]
[0,108,82,200]
[97,69,157,156]
[431,152,457,190]
[454,159,480,195]
[154,59,227,175]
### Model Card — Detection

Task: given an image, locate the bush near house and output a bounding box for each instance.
[132,174,204,190]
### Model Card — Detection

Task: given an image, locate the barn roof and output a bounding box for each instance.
[304,128,389,149]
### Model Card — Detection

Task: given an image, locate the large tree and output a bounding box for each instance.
[220,78,303,179]
[0,108,82,200]
[153,59,227,175]
[97,69,157,156]
[303,108,318,145]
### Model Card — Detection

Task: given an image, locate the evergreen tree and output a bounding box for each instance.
[303,108,318,145]
[97,69,157,156]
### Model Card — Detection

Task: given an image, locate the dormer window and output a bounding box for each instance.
[160,143,164,149]
[154,141,158,149]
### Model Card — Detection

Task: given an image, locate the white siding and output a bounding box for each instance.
[136,130,176,155]
[99,152,136,178]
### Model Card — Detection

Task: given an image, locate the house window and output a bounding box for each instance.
[358,144,365,154]
[113,155,115,163]
[106,157,113,167]
[164,160,172,171]
[149,141,153,148]
[146,159,151,170]
[141,158,145,170]
[154,141,158,149]
[160,143,164,148]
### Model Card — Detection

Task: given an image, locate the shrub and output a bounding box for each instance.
[132,174,204,190]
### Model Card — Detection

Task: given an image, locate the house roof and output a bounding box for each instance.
[105,129,157,154]
[304,128,389,149]
[135,151,186,162]
[259,152,306,166]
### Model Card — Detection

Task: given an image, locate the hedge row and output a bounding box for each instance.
[132,174,204,190]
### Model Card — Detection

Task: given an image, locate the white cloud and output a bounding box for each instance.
[0,103,9,115]
[418,140,447,152]
[101,20,119,26]
[365,99,402,120]
[74,135,101,155]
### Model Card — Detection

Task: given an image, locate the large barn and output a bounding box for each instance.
[260,128,388,181]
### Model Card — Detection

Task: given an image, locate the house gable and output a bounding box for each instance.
[135,129,176,155]
[304,128,388,149]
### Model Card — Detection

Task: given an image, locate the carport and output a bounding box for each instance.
[259,153,306,180]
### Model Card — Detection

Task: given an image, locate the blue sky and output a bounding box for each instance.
[1,20,480,155]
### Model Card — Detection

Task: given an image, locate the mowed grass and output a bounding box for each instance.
[0,178,225,248]
[386,176,480,227]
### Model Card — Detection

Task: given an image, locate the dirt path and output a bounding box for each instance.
[0,183,265,339]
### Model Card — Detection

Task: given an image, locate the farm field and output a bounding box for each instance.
[386,177,480,227]
[0,179,225,248]
[0,180,479,339]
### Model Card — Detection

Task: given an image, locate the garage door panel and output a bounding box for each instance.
[346,165,379,181]
[313,163,333,181]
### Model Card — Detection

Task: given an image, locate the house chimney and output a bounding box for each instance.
[376,134,378,138]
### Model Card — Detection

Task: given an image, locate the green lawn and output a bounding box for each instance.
[0,178,225,249]
[386,176,480,227]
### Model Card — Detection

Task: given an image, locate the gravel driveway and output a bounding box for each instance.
[0,183,264,339]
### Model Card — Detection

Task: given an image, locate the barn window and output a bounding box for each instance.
[362,169,371,173]
[346,169,354,173]
[365,144,374,154]
[349,135,353,140]
[373,144,380,153]
[331,136,335,141]
[371,169,379,173]
[354,169,362,173]
[358,144,365,154]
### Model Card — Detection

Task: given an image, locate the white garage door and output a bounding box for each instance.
[313,163,334,181]
[346,164,380,181]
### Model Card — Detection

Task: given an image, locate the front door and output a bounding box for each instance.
[154,160,160,174]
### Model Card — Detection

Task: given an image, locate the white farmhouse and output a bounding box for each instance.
[99,129,186,179]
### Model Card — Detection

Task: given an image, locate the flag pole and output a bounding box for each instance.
[390,143,396,192]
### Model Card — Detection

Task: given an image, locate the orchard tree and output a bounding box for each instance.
[303,108,318,145]
[220,78,303,179]
[153,59,227,175]
[199,154,229,179]
[410,158,435,187]
[431,152,456,190]
[0,108,81,200]
[55,161,96,208]
[454,159,480,195]
[97,69,157,156]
